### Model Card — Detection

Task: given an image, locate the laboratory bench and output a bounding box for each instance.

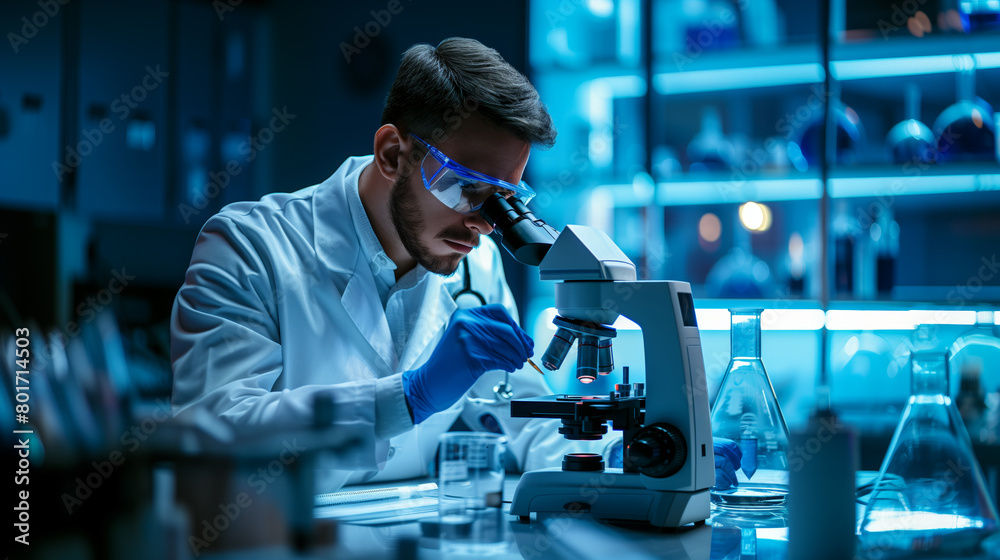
[182,475,1000,560]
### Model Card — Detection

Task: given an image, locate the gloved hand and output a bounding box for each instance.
[609,441,624,468]
[713,437,742,490]
[402,304,533,424]
[610,438,742,488]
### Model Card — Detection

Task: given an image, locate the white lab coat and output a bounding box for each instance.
[171,156,615,493]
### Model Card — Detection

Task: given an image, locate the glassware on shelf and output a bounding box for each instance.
[858,351,1000,557]
[686,106,736,173]
[710,309,791,511]
[789,102,864,170]
[886,82,936,165]
[932,68,997,163]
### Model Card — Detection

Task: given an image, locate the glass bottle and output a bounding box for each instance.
[950,310,1000,444]
[710,309,791,510]
[858,351,999,557]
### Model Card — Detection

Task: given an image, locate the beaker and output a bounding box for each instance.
[858,351,1000,558]
[710,309,791,510]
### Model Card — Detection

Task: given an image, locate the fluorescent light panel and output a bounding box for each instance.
[826,310,977,330]
[829,174,1000,198]
[833,52,1000,80]
[657,179,822,205]
[655,63,824,95]
[542,308,981,331]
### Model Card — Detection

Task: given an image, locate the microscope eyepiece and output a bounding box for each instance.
[479,193,558,266]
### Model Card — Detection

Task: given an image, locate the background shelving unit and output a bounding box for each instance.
[525,0,1000,443]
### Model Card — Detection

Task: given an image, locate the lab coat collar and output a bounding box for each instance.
[344,162,397,286]
[313,156,458,375]
[341,251,397,373]
[338,245,457,375]
[313,156,372,275]
[396,272,457,372]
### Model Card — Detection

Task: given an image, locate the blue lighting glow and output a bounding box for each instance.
[654,64,824,95]
[656,179,822,205]
[831,53,1000,80]
[540,308,976,331]
[829,174,1000,198]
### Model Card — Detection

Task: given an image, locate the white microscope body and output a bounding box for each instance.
[508,225,715,528]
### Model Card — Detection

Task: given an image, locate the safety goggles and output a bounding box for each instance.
[409,134,535,213]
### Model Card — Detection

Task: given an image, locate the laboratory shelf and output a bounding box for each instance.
[649,33,1000,96]
[529,64,645,88]
[656,174,822,205]
[831,32,1000,79]
[594,162,1000,206]
[828,163,1000,198]
[653,44,822,95]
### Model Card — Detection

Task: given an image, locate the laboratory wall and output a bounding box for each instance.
[0,0,528,399]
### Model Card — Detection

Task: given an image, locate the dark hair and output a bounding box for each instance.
[381,37,556,148]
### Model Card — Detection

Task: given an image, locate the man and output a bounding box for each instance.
[171,37,738,493]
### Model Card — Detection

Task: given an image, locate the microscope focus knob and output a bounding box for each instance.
[626,424,687,478]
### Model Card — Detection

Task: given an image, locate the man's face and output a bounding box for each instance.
[389,115,531,276]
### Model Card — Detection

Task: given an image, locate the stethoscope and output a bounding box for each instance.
[452,259,516,406]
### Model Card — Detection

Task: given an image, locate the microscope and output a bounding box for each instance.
[479,194,715,528]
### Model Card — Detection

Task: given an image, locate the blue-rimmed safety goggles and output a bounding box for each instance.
[410,134,535,213]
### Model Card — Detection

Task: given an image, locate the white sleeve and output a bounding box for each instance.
[170,216,409,469]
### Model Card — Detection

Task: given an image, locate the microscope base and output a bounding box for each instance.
[510,468,710,528]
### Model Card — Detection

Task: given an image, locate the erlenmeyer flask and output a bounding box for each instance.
[710,309,791,510]
[858,351,999,557]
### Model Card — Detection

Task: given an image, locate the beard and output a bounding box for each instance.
[388,173,478,276]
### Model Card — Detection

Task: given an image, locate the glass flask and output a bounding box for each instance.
[710,309,791,510]
[858,351,1000,557]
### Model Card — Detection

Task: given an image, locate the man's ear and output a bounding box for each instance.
[372,124,412,183]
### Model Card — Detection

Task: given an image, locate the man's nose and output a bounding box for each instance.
[464,211,494,236]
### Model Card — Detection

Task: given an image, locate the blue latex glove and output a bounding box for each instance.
[402,304,533,424]
[609,442,624,468]
[610,439,741,482]
[714,437,742,490]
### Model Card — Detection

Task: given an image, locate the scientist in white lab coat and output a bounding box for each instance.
[170,38,623,493]
[170,37,739,494]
